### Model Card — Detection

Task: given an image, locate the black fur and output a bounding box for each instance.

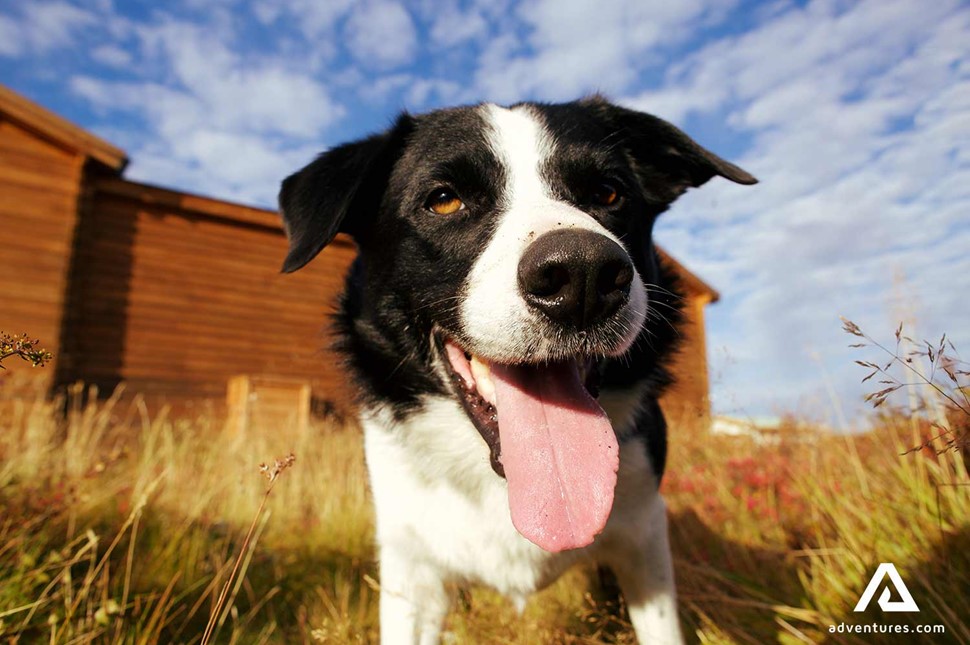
[280,114,415,273]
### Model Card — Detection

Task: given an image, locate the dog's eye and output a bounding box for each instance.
[592,182,620,206]
[425,188,465,215]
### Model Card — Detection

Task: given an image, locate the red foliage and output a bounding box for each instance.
[663,446,810,531]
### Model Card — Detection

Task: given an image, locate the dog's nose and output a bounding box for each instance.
[518,229,633,329]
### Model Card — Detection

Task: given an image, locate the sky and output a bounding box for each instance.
[1,0,967,426]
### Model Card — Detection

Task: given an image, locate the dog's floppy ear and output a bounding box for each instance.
[581,96,757,203]
[278,115,412,273]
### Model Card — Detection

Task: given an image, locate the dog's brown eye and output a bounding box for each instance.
[425,188,465,215]
[593,182,619,206]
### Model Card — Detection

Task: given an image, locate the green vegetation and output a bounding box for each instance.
[0,325,967,643]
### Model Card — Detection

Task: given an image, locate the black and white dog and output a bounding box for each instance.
[279,96,755,644]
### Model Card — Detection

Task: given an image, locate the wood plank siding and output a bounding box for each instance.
[0,115,85,383]
[58,178,357,412]
[657,251,719,424]
[0,85,126,387]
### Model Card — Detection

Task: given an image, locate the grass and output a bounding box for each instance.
[0,370,968,644]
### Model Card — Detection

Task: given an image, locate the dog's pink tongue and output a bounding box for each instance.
[491,361,618,552]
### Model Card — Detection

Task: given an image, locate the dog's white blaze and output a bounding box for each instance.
[486,104,554,205]
[461,104,647,361]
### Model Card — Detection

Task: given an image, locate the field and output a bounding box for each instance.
[0,372,968,644]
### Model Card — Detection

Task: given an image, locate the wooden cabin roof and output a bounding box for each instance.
[0,85,127,172]
[91,175,357,253]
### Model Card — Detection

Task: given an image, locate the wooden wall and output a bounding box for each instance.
[660,293,714,424]
[57,177,357,414]
[0,115,84,384]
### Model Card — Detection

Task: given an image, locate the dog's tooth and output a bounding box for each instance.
[470,356,497,407]
[469,355,486,385]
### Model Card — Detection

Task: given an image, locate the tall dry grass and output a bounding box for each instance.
[661,410,968,644]
[0,374,374,643]
[0,369,967,644]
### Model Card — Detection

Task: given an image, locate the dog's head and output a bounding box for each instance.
[280,96,755,552]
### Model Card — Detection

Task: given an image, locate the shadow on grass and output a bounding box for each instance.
[0,499,378,644]
[574,509,805,643]
[578,508,968,644]
[150,519,380,644]
[668,508,804,642]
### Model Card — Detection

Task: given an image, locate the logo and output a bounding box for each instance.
[854,563,920,612]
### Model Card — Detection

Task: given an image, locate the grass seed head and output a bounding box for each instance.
[259,453,296,484]
[0,331,53,368]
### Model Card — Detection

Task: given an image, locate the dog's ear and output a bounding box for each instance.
[278,115,412,273]
[581,95,757,203]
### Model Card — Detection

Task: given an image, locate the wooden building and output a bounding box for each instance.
[0,85,718,423]
[656,251,720,424]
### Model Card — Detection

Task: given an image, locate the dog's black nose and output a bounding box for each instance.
[518,229,633,329]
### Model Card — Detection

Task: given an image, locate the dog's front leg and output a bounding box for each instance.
[378,547,449,645]
[605,497,684,645]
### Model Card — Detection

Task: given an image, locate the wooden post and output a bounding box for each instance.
[225,374,311,437]
[226,374,252,435]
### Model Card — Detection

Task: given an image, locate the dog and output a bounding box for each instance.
[278,96,756,644]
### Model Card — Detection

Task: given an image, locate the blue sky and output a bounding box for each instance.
[1,0,967,426]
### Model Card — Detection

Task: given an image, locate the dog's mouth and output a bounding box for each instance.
[438,334,619,553]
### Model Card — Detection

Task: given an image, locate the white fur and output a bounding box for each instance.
[363,103,682,644]
[364,393,683,644]
[461,104,648,363]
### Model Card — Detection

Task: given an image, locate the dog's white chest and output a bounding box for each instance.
[360,400,683,643]
[362,400,583,600]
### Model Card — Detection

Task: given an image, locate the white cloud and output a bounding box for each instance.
[474,0,736,102]
[132,19,342,136]
[24,1,97,49]
[90,44,132,67]
[404,77,464,107]
[127,132,321,205]
[0,15,19,56]
[0,1,96,57]
[73,71,324,204]
[68,12,345,206]
[358,73,413,104]
[343,1,418,69]
[640,0,970,419]
[425,1,489,49]
[70,77,206,138]
[253,0,354,40]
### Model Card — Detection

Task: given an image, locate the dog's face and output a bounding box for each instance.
[279,97,755,552]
